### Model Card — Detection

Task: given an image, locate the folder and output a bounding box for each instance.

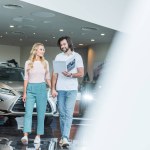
[53,56,75,73]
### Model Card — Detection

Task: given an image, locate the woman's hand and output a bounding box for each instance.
[51,89,58,98]
[22,93,26,102]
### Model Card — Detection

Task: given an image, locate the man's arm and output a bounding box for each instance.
[51,72,58,97]
[71,67,84,78]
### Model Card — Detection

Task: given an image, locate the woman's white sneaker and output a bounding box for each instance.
[59,138,63,144]
[21,136,28,145]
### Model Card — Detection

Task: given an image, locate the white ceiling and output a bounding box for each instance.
[0,0,120,47]
[21,0,132,32]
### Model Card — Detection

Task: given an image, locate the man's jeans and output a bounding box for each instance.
[57,90,77,139]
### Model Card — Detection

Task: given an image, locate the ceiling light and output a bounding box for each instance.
[3,4,23,9]
[43,20,52,24]
[20,38,23,41]
[31,12,55,18]
[0,35,3,38]
[79,44,84,46]
[81,33,87,35]
[81,27,98,31]
[5,32,8,34]
[91,39,95,42]
[13,17,34,22]
[33,33,36,35]
[101,33,105,36]
[10,25,14,28]
[59,29,64,32]
[11,31,24,35]
[17,25,36,29]
[45,40,47,42]
[52,37,55,39]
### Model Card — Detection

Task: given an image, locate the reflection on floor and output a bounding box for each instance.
[0,117,90,150]
[0,137,57,150]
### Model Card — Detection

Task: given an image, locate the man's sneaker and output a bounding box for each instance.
[34,143,41,149]
[21,136,28,145]
[62,138,69,147]
[34,136,41,144]
[59,138,63,144]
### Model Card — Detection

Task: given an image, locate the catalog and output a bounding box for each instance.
[53,56,75,73]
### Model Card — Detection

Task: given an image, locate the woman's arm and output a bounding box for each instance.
[22,80,28,102]
[46,79,51,88]
[45,61,51,88]
[22,61,29,102]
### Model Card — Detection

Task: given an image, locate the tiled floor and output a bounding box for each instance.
[0,116,90,150]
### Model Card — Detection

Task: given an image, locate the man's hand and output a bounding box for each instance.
[62,71,72,77]
[51,89,58,98]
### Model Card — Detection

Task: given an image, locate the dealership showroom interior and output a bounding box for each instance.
[0,0,150,150]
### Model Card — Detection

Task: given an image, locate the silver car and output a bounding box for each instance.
[0,65,57,117]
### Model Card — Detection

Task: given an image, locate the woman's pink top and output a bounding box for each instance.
[24,60,50,83]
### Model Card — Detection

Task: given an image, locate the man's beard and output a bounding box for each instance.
[61,47,69,53]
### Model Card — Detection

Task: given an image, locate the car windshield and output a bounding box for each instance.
[0,68,24,81]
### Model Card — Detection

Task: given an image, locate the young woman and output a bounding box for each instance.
[21,43,51,144]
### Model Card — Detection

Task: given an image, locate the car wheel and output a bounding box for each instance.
[4,116,17,127]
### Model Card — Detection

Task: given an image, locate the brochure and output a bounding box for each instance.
[53,56,75,73]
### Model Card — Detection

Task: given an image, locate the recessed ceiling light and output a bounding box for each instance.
[3,4,23,9]
[31,12,55,18]
[91,39,95,42]
[5,32,8,34]
[20,38,23,41]
[33,33,36,35]
[81,27,98,31]
[52,37,55,39]
[10,25,14,28]
[17,25,36,29]
[81,33,88,35]
[79,44,84,46]
[101,33,105,36]
[59,29,64,32]
[45,40,47,42]
[43,20,52,24]
[13,17,34,22]
[0,35,3,38]
[11,31,24,35]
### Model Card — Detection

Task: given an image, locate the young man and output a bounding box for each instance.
[51,36,84,146]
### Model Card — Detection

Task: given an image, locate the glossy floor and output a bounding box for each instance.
[0,117,91,150]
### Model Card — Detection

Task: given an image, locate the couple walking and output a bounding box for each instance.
[21,36,84,147]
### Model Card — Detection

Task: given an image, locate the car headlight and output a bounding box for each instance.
[0,87,15,101]
[0,88,15,96]
[82,93,94,101]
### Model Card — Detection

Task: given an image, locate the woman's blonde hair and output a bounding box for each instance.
[27,43,47,71]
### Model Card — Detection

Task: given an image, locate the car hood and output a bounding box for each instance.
[1,81,23,93]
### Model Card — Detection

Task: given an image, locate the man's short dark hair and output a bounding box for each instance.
[57,36,74,51]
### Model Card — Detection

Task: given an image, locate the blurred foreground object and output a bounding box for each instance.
[75,0,150,150]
